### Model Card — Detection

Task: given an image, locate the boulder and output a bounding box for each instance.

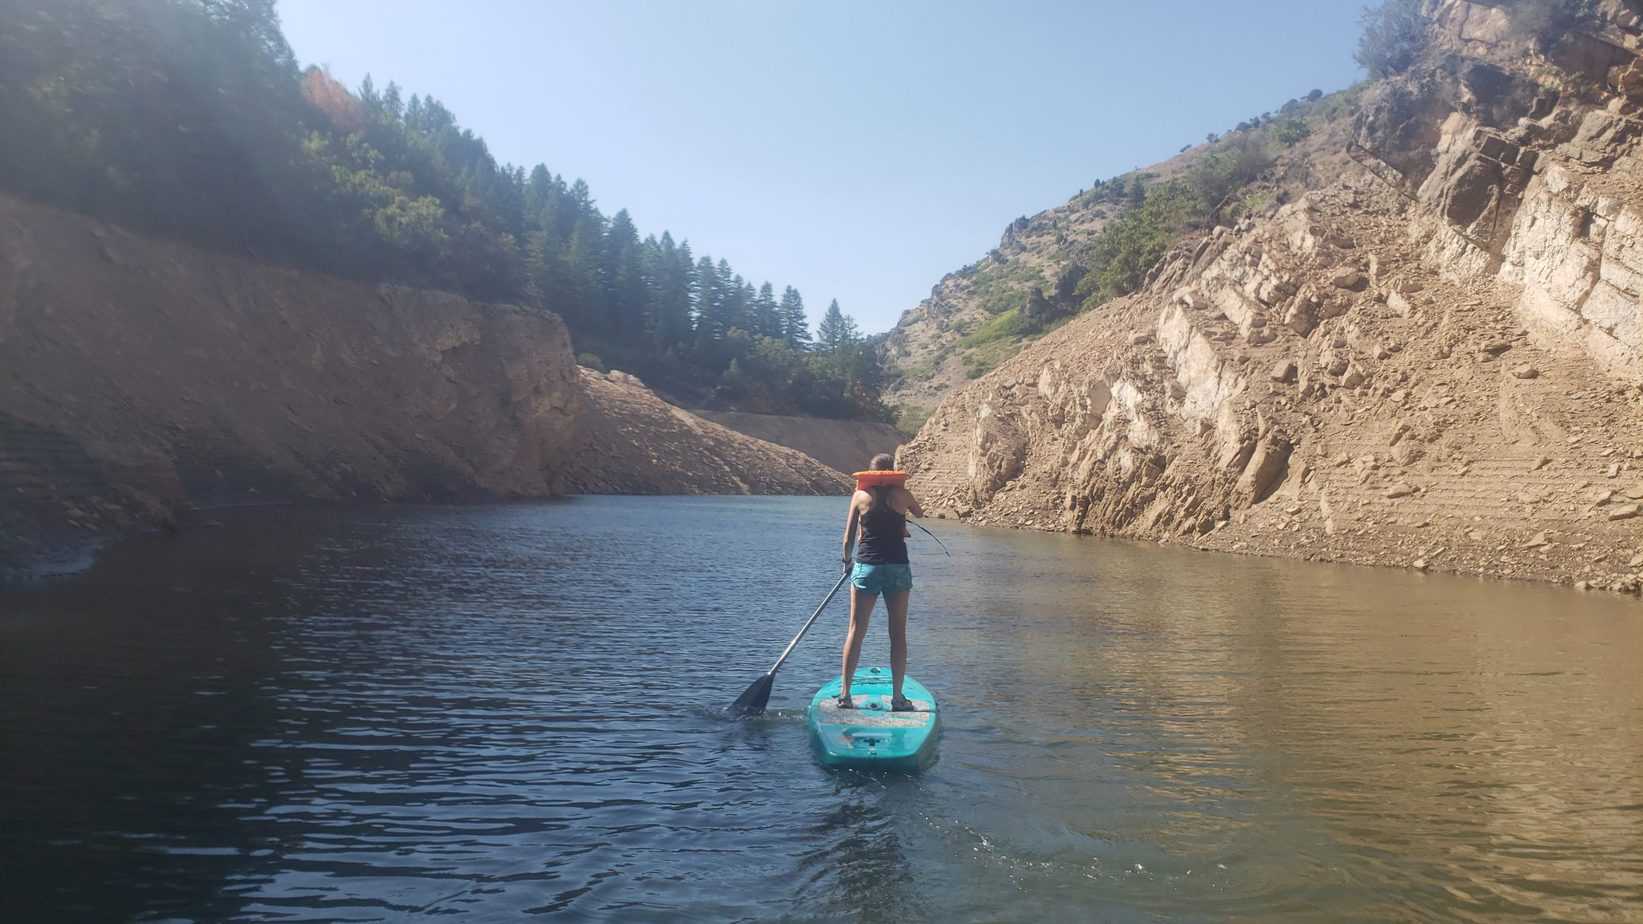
[1321,349,1350,377]
[970,402,1027,500]
[1283,295,1319,335]
[1270,359,1299,383]
[1331,270,1369,291]
[1238,434,1293,503]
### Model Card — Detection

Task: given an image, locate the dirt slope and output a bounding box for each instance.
[693,410,905,474]
[901,0,1643,595]
[562,370,851,495]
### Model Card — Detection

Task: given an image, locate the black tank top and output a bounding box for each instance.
[856,487,909,565]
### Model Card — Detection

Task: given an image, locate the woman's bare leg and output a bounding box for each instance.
[885,590,910,702]
[840,586,877,701]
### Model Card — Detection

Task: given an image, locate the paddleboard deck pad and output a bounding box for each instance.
[806,667,939,770]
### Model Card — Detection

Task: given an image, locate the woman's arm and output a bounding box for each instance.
[900,488,925,519]
[841,493,862,573]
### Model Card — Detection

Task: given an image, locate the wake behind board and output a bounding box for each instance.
[806,667,939,771]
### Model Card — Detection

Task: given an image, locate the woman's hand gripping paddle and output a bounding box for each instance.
[728,570,851,718]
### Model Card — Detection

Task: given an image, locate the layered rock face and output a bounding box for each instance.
[0,193,583,562]
[902,0,1643,592]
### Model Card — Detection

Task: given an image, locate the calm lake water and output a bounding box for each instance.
[3,496,1642,922]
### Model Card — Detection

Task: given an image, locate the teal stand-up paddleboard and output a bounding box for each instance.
[807,667,939,770]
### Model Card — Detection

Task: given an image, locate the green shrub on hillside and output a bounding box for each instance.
[1077,183,1199,305]
[577,352,607,372]
[967,262,1048,317]
[901,361,937,382]
[962,354,996,379]
[1355,0,1428,78]
[960,308,1031,349]
[1275,119,1312,146]
[1073,128,1279,308]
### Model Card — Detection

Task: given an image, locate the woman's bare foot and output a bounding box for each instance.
[836,694,854,709]
[891,695,915,712]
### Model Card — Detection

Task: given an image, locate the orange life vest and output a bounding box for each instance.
[852,470,909,492]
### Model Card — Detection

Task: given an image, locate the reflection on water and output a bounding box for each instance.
[2,496,1641,921]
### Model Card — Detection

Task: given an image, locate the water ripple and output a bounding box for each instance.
[3,497,1642,920]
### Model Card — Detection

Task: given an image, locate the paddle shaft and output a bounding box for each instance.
[909,519,951,557]
[767,571,851,675]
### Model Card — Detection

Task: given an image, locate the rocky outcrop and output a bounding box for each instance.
[1,193,582,568]
[693,410,905,475]
[901,0,1643,594]
[561,370,850,495]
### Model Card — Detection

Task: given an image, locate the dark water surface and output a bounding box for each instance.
[3,496,1642,922]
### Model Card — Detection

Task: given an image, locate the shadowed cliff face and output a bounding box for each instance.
[901,0,1643,594]
[0,193,582,567]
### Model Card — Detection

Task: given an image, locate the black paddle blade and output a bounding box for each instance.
[728,673,775,718]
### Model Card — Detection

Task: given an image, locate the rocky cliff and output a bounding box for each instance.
[0,195,848,572]
[693,410,905,475]
[1,193,582,563]
[901,0,1643,594]
[562,370,851,494]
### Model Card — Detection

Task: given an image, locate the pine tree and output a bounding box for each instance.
[646,232,690,347]
[358,73,379,111]
[715,260,741,333]
[603,208,644,338]
[817,299,857,352]
[670,239,695,347]
[753,282,779,339]
[562,215,603,330]
[382,81,403,122]
[735,278,756,335]
[780,286,810,348]
[693,254,722,341]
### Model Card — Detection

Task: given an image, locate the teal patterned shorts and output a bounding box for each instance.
[851,562,913,595]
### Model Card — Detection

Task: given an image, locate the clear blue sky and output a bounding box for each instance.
[277,1,1365,334]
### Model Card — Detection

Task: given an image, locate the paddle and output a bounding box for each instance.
[909,519,951,557]
[728,570,851,718]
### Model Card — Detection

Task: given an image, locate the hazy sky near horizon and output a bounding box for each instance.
[278,1,1364,334]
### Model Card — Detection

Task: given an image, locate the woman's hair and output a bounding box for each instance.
[869,452,894,471]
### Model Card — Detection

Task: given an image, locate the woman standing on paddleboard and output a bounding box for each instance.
[839,453,924,711]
